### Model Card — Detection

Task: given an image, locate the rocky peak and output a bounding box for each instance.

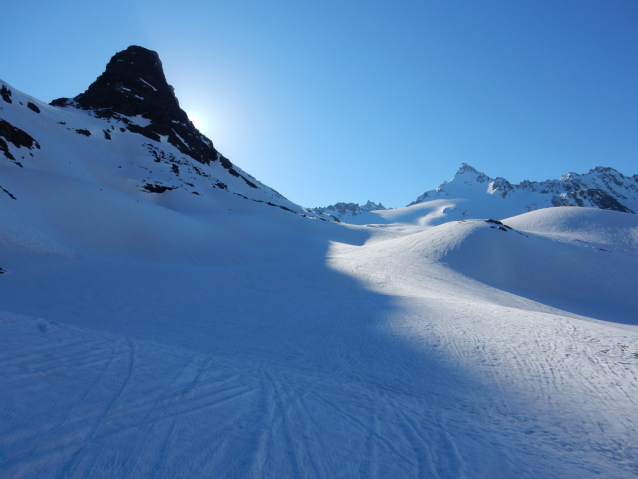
[362,200,386,211]
[67,46,180,119]
[489,177,514,199]
[455,163,479,175]
[559,172,577,182]
[310,200,387,220]
[588,166,619,175]
[50,46,233,170]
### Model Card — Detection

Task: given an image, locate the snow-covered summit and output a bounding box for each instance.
[409,163,637,215]
[455,162,480,176]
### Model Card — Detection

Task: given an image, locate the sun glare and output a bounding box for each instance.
[186,111,204,131]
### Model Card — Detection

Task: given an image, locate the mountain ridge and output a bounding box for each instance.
[310,200,386,221]
[409,162,637,214]
[313,162,637,224]
[2,46,636,226]
[0,46,329,224]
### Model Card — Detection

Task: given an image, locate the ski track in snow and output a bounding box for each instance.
[1,246,637,479]
[1,211,637,478]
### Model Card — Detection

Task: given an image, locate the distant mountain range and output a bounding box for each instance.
[316,163,637,222]
[411,163,637,213]
[310,200,386,222]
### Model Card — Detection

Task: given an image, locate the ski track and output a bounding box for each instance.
[1,218,638,477]
[1,305,637,478]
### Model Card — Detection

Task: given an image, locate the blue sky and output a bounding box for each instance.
[2,0,637,207]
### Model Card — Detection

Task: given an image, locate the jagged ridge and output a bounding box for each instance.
[409,163,638,214]
[311,200,387,221]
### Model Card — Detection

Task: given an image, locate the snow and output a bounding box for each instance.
[1,79,638,478]
[504,207,638,255]
[139,78,158,91]
[0,80,311,217]
[126,114,152,127]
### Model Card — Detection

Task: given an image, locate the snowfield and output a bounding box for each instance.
[2,76,638,478]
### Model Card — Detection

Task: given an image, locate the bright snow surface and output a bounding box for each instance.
[1,81,638,478]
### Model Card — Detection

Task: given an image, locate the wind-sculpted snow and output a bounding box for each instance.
[504,206,638,256]
[445,216,638,325]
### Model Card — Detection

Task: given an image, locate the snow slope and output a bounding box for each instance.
[2,49,638,478]
[2,201,637,478]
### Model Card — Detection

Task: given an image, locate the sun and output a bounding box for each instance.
[186,110,204,131]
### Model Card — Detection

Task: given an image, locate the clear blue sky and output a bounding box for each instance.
[2,1,637,207]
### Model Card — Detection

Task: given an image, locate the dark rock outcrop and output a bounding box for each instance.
[491,177,514,199]
[50,46,233,171]
[0,119,40,166]
[1,186,16,200]
[0,85,12,104]
[553,189,634,213]
[0,119,39,150]
[142,183,175,194]
[27,102,40,113]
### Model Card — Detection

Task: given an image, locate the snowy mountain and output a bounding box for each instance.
[410,162,637,213]
[310,164,637,226]
[2,46,638,478]
[0,46,323,223]
[310,200,387,221]
[336,162,637,227]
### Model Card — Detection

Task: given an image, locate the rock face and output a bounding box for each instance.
[409,163,638,215]
[50,46,233,171]
[311,200,387,221]
[0,118,40,167]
